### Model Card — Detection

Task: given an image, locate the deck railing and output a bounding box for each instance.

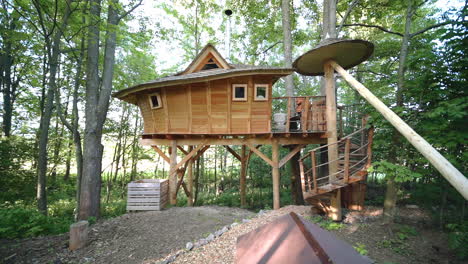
[271,96,326,133]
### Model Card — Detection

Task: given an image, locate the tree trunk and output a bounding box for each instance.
[0,13,19,137]
[36,1,72,214]
[383,0,413,223]
[281,0,294,97]
[289,148,304,204]
[79,0,120,220]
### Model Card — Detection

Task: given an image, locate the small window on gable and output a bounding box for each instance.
[148,93,162,109]
[254,84,268,101]
[232,84,247,101]
[201,58,220,71]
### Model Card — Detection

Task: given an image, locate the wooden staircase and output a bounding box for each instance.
[299,127,374,210]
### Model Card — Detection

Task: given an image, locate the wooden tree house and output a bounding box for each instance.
[113,43,375,217]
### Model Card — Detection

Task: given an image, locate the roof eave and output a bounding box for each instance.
[112,68,294,104]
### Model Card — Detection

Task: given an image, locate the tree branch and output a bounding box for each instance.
[341,23,403,37]
[410,21,453,37]
[117,0,143,22]
[337,0,360,34]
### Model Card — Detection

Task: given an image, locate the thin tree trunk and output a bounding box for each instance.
[383,0,413,223]
[36,1,72,214]
[281,0,294,97]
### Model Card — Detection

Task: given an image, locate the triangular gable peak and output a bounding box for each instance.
[179,44,231,75]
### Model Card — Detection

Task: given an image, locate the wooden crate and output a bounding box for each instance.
[127,179,168,211]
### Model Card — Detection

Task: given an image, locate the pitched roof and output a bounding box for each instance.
[113,44,293,104]
[177,44,232,75]
[236,212,373,264]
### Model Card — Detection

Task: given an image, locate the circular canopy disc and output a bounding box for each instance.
[293,39,374,76]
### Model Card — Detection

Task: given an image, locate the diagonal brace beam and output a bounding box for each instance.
[224,145,241,161]
[170,141,207,174]
[279,144,305,168]
[152,145,170,164]
[244,142,276,167]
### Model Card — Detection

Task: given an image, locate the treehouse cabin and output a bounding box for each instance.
[113,41,377,219]
[113,44,328,138]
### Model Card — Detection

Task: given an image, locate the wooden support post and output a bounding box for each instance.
[240,145,247,207]
[69,221,89,251]
[187,146,193,206]
[311,151,318,193]
[169,140,177,205]
[272,140,280,210]
[329,190,342,221]
[324,62,338,181]
[330,60,468,200]
[324,61,341,220]
[344,138,351,183]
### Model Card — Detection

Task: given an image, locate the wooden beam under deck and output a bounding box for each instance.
[141,133,327,146]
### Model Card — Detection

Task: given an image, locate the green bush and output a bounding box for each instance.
[447,222,468,260]
[305,215,345,230]
[0,207,72,239]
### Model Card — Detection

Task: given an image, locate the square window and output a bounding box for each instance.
[254,84,268,101]
[148,93,162,109]
[232,84,247,101]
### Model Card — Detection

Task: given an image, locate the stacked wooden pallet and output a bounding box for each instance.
[127,179,168,211]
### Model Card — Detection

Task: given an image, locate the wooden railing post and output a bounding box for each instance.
[286,97,291,132]
[302,97,310,132]
[299,159,306,193]
[344,138,351,183]
[311,151,318,193]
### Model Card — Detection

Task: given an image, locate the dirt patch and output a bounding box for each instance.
[0,206,254,264]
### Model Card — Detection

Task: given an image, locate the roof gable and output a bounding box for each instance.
[179,44,231,75]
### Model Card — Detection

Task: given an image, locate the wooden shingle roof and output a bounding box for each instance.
[113,44,294,104]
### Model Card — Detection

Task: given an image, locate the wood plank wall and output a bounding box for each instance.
[137,75,274,134]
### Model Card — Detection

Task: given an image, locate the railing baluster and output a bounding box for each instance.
[299,158,306,192]
[311,150,318,193]
[344,138,351,183]
[302,97,310,132]
[286,97,291,132]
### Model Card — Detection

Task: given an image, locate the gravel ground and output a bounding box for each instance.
[0,206,254,264]
[165,206,457,264]
[170,206,311,264]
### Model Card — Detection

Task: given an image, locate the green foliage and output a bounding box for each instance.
[353,243,368,256]
[377,224,418,256]
[0,207,72,239]
[305,215,345,231]
[0,137,36,203]
[370,161,422,183]
[446,222,468,259]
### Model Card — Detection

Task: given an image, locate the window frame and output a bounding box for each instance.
[254,84,269,101]
[148,92,163,109]
[232,84,248,101]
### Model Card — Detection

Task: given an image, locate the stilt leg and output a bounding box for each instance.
[272,140,280,210]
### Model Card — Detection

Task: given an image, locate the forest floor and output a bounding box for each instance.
[0,205,459,264]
